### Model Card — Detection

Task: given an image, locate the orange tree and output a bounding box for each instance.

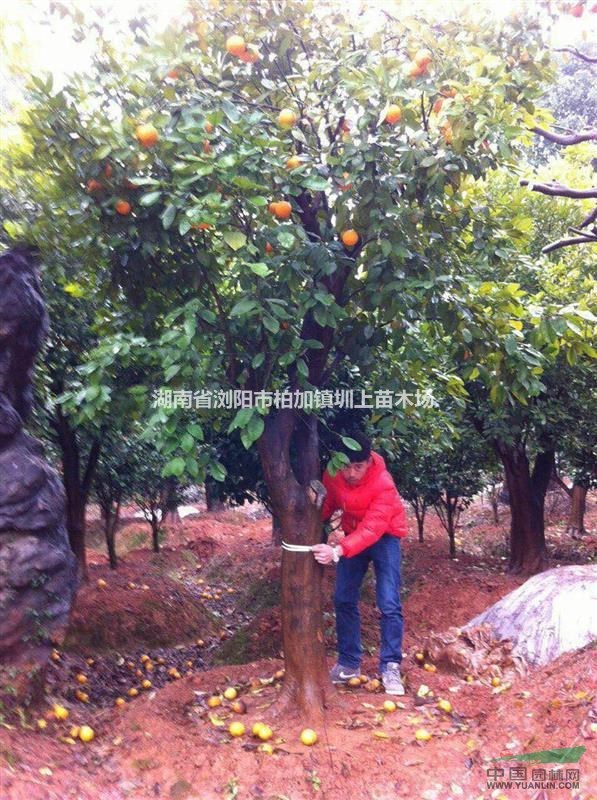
[14,0,573,718]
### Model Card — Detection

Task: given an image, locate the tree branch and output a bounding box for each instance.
[553,47,597,64]
[579,206,597,229]
[542,233,597,254]
[531,126,597,146]
[520,180,597,199]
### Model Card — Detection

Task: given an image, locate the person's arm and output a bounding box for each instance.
[340,481,403,558]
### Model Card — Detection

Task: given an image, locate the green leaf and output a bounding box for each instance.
[263,314,279,333]
[230,297,259,317]
[223,230,247,251]
[420,156,436,167]
[228,406,253,432]
[140,191,162,206]
[301,176,328,191]
[94,144,111,160]
[181,433,195,452]
[162,204,177,230]
[165,457,186,477]
[277,231,295,248]
[249,262,271,277]
[187,423,204,440]
[221,98,241,123]
[179,217,192,236]
[241,415,264,448]
[251,352,265,368]
[210,461,227,482]
[296,358,308,378]
[341,436,361,451]
[63,282,85,298]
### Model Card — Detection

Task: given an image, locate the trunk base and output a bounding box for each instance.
[266,675,339,725]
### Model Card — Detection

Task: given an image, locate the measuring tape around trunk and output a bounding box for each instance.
[281,541,314,552]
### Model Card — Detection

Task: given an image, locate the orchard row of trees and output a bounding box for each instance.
[1,0,595,716]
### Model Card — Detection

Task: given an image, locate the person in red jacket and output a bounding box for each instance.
[311,433,407,695]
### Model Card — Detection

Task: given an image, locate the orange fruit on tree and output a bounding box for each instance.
[278,108,298,128]
[440,121,453,145]
[341,229,359,247]
[384,104,402,125]
[135,123,158,148]
[115,199,132,216]
[270,200,292,220]
[166,68,179,79]
[265,242,274,254]
[432,98,444,114]
[226,35,246,56]
[286,155,301,169]
[407,61,426,78]
[238,45,260,63]
[339,172,352,191]
[204,121,214,133]
[102,163,113,179]
[86,179,104,194]
[413,48,433,68]
[203,140,212,154]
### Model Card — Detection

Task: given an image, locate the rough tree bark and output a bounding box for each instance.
[408,497,427,542]
[434,491,461,558]
[51,409,100,582]
[101,498,121,569]
[205,476,225,511]
[567,483,588,539]
[496,443,553,575]
[257,409,334,722]
[271,513,282,546]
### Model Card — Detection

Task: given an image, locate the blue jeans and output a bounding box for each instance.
[334,534,403,672]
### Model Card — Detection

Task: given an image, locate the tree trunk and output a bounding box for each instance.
[103,498,121,569]
[496,442,552,575]
[410,499,426,542]
[53,410,100,583]
[567,483,588,538]
[434,493,459,558]
[490,495,499,525]
[257,409,334,723]
[272,513,282,546]
[151,512,160,553]
[205,477,225,511]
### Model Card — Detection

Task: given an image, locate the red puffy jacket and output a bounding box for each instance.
[321,451,408,558]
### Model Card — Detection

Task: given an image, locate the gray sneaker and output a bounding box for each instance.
[330,663,360,683]
[381,662,405,695]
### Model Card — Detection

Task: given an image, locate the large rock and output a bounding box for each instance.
[0,247,77,713]
[463,565,597,666]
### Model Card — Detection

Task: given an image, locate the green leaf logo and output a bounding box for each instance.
[492,745,586,764]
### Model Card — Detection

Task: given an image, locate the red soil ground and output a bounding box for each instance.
[1,495,595,800]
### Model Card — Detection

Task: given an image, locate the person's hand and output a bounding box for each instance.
[312,543,335,565]
[307,486,317,505]
[327,530,344,547]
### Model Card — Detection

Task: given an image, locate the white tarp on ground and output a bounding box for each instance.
[462,564,597,666]
[132,505,202,521]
